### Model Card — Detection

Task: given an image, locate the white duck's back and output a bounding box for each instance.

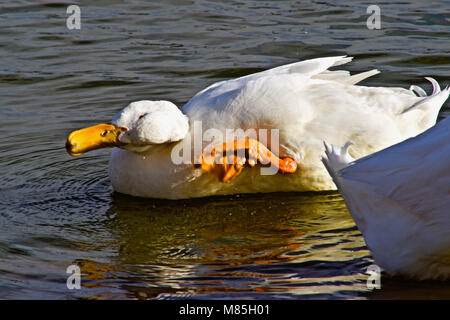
[183,56,447,156]
[322,117,450,280]
[180,56,448,189]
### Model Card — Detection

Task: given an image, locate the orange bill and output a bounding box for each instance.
[65,123,128,156]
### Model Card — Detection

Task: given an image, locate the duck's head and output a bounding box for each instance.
[65,100,189,156]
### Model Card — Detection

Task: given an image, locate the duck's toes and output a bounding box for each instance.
[198,138,298,182]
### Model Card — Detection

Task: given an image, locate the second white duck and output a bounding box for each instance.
[322,117,450,280]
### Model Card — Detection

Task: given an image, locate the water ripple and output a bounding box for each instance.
[0,0,448,299]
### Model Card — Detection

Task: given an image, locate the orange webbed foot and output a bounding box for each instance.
[198,138,297,182]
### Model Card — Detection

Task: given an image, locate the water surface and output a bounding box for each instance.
[0,0,449,299]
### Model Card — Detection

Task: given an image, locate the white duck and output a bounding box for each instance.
[65,56,449,199]
[322,117,450,280]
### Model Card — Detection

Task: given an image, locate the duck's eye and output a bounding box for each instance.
[101,130,108,137]
[138,114,145,120]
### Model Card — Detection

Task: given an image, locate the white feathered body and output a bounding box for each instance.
[109,56,449,199]
[322,117,450,280]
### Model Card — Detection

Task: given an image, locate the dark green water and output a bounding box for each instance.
[0,0,449,299]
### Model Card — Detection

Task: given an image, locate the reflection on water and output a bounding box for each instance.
[0,0,449,299]
[105,192,370,299]
[67,191,373,299]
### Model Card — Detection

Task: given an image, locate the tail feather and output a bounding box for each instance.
[409,85,427,97]
[331,56,353,67]
[322,141,355,172]
[312,69,379,85]
[404,77,449,113]
[424,77,440,95]
[321,141,356,192]
[343,69,380,85]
